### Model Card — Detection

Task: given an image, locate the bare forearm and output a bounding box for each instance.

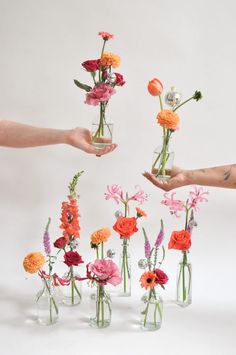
[185,165,236,189]
[0,120,70,148]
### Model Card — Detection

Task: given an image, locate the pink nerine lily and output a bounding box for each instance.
[188,185,209,211]
[161,192,185,217]
[128,185,148,205]
[104,184,122,204]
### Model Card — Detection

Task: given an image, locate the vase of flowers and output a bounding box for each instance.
[139,221,168,331]
[147,80,202,181]
[74,31,125,148]
[105,184,147,296]
[162,186,209,307]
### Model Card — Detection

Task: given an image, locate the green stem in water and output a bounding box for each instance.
[71,266,75,305]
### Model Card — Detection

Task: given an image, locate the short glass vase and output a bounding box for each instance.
[90,284,112,328]
[36,278,59,326]
[140,287,163,331]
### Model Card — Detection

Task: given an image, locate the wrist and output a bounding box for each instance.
[182,169,194,186]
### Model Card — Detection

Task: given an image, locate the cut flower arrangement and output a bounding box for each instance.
[74,31,125,148]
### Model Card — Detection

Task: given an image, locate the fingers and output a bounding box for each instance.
[142,171,173,191]
[84,143,118,156]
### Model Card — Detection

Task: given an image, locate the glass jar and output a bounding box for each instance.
[151,136,174,181]
[92,104,113,148]
[119,240,131,296]
[61,266,82,306]
[176,254,192,307]
[90,284,112,328]
[140,287,163,331]
[36,278,59,325]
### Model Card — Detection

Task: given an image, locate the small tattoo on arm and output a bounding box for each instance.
[223,165,236,181]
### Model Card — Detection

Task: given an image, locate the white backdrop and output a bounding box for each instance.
[0,1,236,354]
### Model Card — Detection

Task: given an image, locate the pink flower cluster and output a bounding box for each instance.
[161,192,185,217]
[85,84,116,106]
[88,259,121,286]
[105,185,148,205]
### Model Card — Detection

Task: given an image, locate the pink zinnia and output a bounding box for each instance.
[85,84,116,106]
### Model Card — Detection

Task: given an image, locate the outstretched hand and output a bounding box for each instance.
[68,127,117,156]
[143,167,188,191]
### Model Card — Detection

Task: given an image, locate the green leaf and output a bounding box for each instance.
[74,79,92,92]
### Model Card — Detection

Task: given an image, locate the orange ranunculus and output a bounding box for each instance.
[157,109,180,130]
[140,271,158,289]
[136,207,147,218]
[91,227,111,245]
[101,52,121,68]
[168,230,191,250]
[147,78,163,96]
[113,217,138,239]
[23,252,45,273]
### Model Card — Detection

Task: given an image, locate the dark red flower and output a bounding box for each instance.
[155,269,169,285]
[54,237,67,249]
[82,59,101,72]
[64,251,84,267]
[114,72,126,86]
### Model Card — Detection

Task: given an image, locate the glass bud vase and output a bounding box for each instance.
[176,255,192,307]
[61,266,82,306]
[151,137,174,181]
[119,240,131,296]
[90,284,112,328]
[140,288,163,331]
[92,109,113,149]
[36,278,59,325]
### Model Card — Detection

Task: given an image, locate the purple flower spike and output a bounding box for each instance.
[43,217,51,256]
[155,220,164,248]
[142,227,151,259]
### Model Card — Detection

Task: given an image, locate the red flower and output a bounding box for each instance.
[168,230,191,250]
[155,269,169,285]
[54,237,67,249]
[113,217,138,239]
[98,31,114,40]
[82,59,101,72]
[64,251,84,267]
[114,73,126,86]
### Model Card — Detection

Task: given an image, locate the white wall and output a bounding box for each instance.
[0,1,236,354]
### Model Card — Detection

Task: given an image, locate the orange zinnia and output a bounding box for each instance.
[91,227,111,245]
[140,271,158,289]
[101,52,120,68]
[157,109,180,130]
[23,252,45,273]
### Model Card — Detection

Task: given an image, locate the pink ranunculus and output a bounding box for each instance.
[155,269,169,285]
[82,59,101,72]
[89,259,121,286]
[114,72,126,86]
[85,84,116,106]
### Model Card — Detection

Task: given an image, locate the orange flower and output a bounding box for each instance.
[101,52,120,68]
[113,217,138,239]
[168,230,191,250]
[140,271,157,289]
[136,207,147,218]
[147,78,163,96]
[60,195,80,240]
[91,227,111,245]
[23,252,45,273]
[157,109,180,130]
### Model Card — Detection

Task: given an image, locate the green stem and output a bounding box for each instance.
[159,95,163,110]
[101,242,104,259]
[71,266,75,305]
[143,290,152,327]
[96,247,99,260]
[99,40,106,82]
[173,96,194,112]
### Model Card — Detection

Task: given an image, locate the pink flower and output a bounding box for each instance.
[89,259,121,286]
[85,84,116,106]
[188,186,209,211]
[161,192,185,217]
[114,73,126,86]
[82,59,100,72]
[98,31,114,40]
[128,185,148,205]
[104,184,122,204]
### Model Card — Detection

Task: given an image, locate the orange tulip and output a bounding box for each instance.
[147,78,163,96]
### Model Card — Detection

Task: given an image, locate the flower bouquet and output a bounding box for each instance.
[23,219,59,325]
[53,171,85,306]
[138,221,168,331]
[88,227,121,328]
[147,79,202,180]
[74,31,125,148]
[162,186,208,307]
[105,185,147,296]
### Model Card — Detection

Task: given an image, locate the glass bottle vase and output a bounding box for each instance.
[140,288,163,331]
[90,284,112,328]
[119,240,131,296]
[151,137,174,181]
[176,257,192,307]
[61,266,82,306]
[92,104,113,148]
[36,278,59,325]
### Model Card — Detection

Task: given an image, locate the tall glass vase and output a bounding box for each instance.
[140,287,163,331]
[176,252,192,307]
[90,284,112,328]
[61,266,82,306]
[119,239,131,296]
[36,278,59,325]
[151,136,174,181]
[92,103,113,148]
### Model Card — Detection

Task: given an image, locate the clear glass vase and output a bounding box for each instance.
[140,288,163,331]
[90,284,112,328]
[36,278,59,325]
[119,240,131,296]
[151,137,174,181]
[176,253,192,307]
[61,266,82,306]
[92,104,113,148]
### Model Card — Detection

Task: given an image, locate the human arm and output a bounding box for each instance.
[143,164,236,190]
[0,120,117,155]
